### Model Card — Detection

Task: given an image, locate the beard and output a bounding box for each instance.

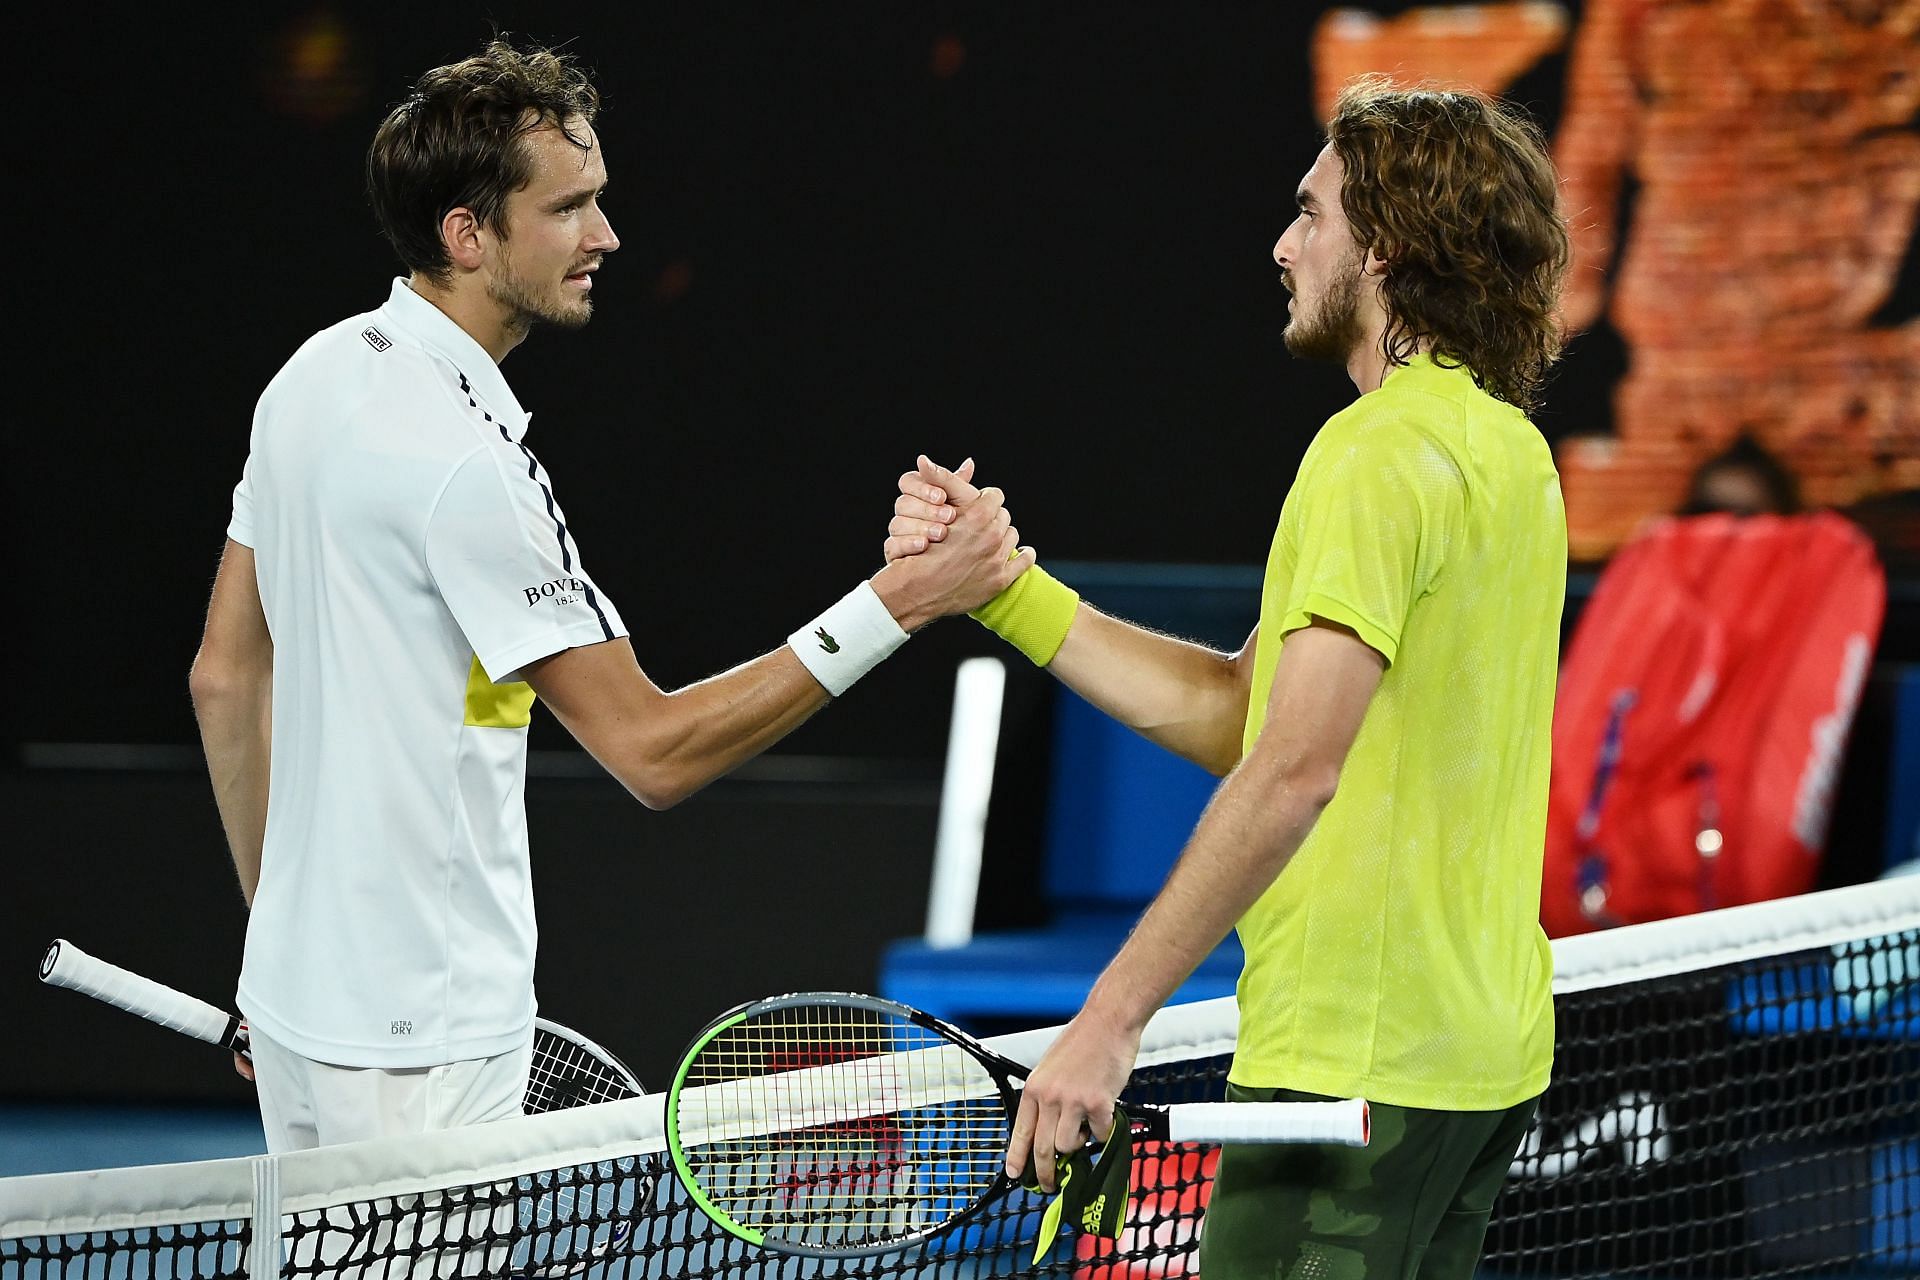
[488,254,594,335]
[1282,248,1365,364]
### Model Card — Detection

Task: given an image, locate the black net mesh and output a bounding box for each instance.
[1482,929,1919,1278]
[2,1218,251,1278]
[4,925,1915,1278]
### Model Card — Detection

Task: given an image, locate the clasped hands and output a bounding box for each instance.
[871,455,1034,629]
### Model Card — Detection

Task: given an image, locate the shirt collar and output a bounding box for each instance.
[1382,351,1470,390]
[377,278,530,434]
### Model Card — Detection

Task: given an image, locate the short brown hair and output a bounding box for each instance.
[368,39,600,285]
[1325,78,1570,412]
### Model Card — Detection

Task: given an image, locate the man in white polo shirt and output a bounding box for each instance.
[187,38,1027,1153]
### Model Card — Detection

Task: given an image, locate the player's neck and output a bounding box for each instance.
[406,274,529,364]
[1344,275,1409,395]
[1345,311,1423,397]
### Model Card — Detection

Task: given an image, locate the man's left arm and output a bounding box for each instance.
[190,538,274,909]
[1005,618,1385,1188]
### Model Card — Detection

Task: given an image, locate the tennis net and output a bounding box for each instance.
[3,879,1915,1277]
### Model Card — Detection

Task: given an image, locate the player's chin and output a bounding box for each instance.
[545,295,595,330]
[1282,319,1330,361]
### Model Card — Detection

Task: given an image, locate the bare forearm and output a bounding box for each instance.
[1046,607,1250,775]
[194,682,272,907]
[544,484,1031,807]
[625,647,830,804]
[532,632,840,809]
[530,635,836,811]
[1082,754,1332,1033]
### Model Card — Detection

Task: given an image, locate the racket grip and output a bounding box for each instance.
[40,939,245,1052]
[1166,1098,1370,1147]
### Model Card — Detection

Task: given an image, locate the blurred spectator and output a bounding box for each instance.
[1551,0,1919,557]
[1677,435,1803,517]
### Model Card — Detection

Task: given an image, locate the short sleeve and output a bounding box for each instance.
[425,448,627,683]
[1277,420,1465,665]
[227,453,257,549]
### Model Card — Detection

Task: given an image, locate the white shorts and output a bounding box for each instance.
[251,1022,533,1154]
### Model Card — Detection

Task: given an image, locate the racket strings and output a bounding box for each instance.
[527,1030,639,1112]
[514,1027,651,1274]
[679,1004,1009,1248]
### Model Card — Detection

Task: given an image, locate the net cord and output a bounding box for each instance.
[1548,878,1919,994]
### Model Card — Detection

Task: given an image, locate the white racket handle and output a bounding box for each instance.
[1165,1098,1370,1147]
[40,938,246,1052]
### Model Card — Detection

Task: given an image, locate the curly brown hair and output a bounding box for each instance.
[1325,77,1570,412]
[368,38,601,286]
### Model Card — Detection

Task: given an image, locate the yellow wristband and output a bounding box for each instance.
[969,562,1079,666]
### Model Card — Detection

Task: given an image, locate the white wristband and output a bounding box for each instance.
[787,581,910,697]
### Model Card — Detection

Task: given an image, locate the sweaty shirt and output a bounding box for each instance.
[1231,354,1564,1110]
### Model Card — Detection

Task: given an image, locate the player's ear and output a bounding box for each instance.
[440,207,486,273]
[1362,244,1392,278]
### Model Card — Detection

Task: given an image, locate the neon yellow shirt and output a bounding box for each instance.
[1231,354,1563,1110]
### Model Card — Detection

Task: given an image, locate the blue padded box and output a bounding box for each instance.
[881,690,1235,1026]
[1042,691,1220,908]
[881,912,1243,1025]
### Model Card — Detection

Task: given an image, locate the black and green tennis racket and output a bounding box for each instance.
[663,991,1369,1258]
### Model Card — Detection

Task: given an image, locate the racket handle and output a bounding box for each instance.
[40,939,246,1052]
[1166,1098,1370,1147]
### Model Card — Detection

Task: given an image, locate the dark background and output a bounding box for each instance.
[6,3,1909,1102]
[12,1,1604,750]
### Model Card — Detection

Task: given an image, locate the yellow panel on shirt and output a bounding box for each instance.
[1232,354,1564,1111]
[464,655,536,728]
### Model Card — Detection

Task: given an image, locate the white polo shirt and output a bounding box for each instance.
[229,279,626,1067]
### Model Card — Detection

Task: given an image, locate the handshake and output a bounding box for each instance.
[868,454,1038,634]
[788,452,1077,701]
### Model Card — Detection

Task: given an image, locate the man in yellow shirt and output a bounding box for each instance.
[888,80,1570,1278]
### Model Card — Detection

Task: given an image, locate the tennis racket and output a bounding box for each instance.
[664,991,1369,1258]
[40,938,644,1113]
[39,938,655,1279]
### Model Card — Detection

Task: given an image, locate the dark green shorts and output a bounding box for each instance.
[1198,1085,1538,1280]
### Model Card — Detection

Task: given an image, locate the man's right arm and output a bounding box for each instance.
[526,489,1032,809]
[888,458,1255,776]
[190,539,274,908]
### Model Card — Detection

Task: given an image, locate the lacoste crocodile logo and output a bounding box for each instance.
[815,628,841,654]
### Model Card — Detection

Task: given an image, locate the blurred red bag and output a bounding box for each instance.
[1541,513,1885,937]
